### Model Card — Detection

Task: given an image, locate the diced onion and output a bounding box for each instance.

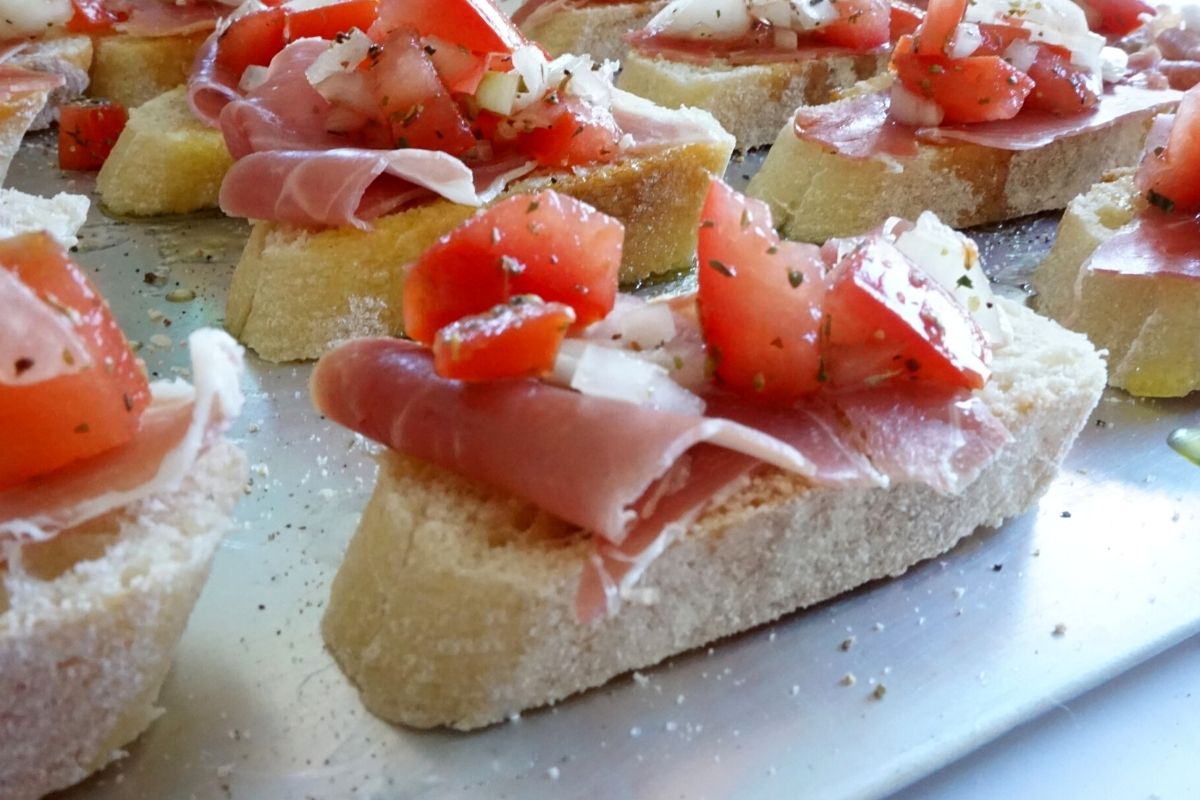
[948,22,983,59]
[1004,38,1040,73]
[583,295,677,351]
[305,28,372,88]
[773,27,800,50]
[1100,45,1129,83]
[645,0,753,40]
[239,65,271,93]
[889,81,944,127]
[475,70,521,116]
[550,340,706,416]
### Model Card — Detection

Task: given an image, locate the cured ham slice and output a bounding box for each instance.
[113,0,229,37]
[0,329,245,541]
[1085,209,1200,280]
[0,63,65,101]
[794,83,1179,160]
[310,338,885,546]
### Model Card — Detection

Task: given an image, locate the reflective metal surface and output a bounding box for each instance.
[10,134,1198,800]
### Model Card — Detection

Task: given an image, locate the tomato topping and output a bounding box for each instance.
[892,53,1034,123]
[0,234,151,491]
[217,7,287,80]
[890,2,925,42]
[404,191,623,343]
[287,0,379,40]
[67,0,125,34]
[913,0,967,55]
[374,0,527,55]
[512,97,622,169]
[973,22,1031,56]
[696,180,828,401]
[432,298,574,381]
[811,0,890,50]
[58,100,128,171]
[424,36,489,95]
[823,237,990,392]
[1023,48,1098,116]
[1077,0,1155,36]
[1136,84,1200,215]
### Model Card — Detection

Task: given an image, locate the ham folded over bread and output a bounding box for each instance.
[311,336,1010,620]
[1086,210,1200,279]
[0,63,65,101]
[795,83,1179,160]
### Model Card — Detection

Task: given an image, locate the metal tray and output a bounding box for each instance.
[9,132,1197,800]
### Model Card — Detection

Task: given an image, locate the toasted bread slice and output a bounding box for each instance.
[96,86,232,216]
[90,32,209,109]
[1033,171,1200,397]
[8,35,94,129]
[0,85,54,185]
[320,300,1105,730]
[226,104,734,362]
[517,1,664,61]
[746,77,1165,243]
[0,442,245,800]
[617,49,888,150]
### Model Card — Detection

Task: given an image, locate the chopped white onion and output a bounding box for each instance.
[583,296,677,351]
[239,65,271,93]
[1004,38,1040,74]
[948,22,983,59]
[889,81,944,127]
[646,0,753,40]
[551,340,706,416]
[773,27,800,50]
[966,0,1107,87]
[1100,46,1129,83]
[475,70,521,116]
[305,28,372,88]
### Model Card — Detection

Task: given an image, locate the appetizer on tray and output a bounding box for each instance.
[512,0,667,62]
[311,182,1104,730]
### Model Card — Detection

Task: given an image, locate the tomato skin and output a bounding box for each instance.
[1078,0,1155,36]
[58,100,128,171]
[696,180,828,402]
[973,22,1031,56]
[286,0,379,40]
[67,0,124,34]
[432,298,574,381]
[823,237,990,392]
[513,97,622,169]
[890,2,925,42]
[893,52,1034,123]
[0,234,150,491]
[913,0,967,55]
[403,191,623,343]
[1136,84,1200,214]
[217,8,287,79]
[811,0,890,50]
[1023,48,1098,115]
[425,36,488,95]
[374,0,527,54]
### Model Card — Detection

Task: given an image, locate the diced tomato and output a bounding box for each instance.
[367,27,476,154]
[913,0,967,55]
[424,36,489,95]
[373,0,527,54]
[66,0,125,34]
[432,298,574,381]
[286,0,379,40]
[403,191,623,343]
[812,0,890,50]
[0,233,151,491]
[1136,84,1200,214]
[696,181,828,401]
[217,7,287,80]
[890,2,925,42]
[513,97,622,169]
[58,100,128,171]
[973,22,1031,56]
[823,237,990,392]
[1077,0,1155,36]
[1023,48,1098,115]
[893,53,1034,123]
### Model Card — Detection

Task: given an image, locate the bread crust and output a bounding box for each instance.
[0,442,246,800]
[746,89,1159,242]
[321,301,1106,730]
[519,1,665,62]
[1033,171,1200,397]
[90,32,209,110]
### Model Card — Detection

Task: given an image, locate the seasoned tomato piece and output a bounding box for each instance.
[374,0,527,53]
[424,36,489,94]
[58,100,128,171]
[1076,0,1155,36]
[823,236,990,392]
[514,97,622,169]
[67,0,125,33]
[1137,84,1200,214]
[913,0,967,55]
[433,298,574,381]
[403,191,623,343]
[1023,48,1098,115]
[217,7,287,79]
[0,233,150,490]
[812,0,890,50]
[892,53,1034,123]
[696,181,827,401]
[890,2,925,41]
[287,0,379,40]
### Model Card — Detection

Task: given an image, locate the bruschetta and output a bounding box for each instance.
[512,0,667,62]
[311,182,1105,730]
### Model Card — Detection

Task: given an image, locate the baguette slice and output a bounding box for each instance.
[90,32,210,110]
[225,104,734,363]
[746,77,1164,243]
[96,86,233,216]
[0,442,246,800]
[1033,171,1200,397]
[321,299,1106,731]
[617,49,888,150]
[517,1,665,62]
[0,84,54,186]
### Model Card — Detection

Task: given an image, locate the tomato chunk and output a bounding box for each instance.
[893,53,1034,123]
[425,36,489,94]
[513,97,622,169]
[1136,84,1200,214]
[1023,48,1098,116]
[374,0,527,54]
[58,100,128,171]
[287,0,379,40]
[1076,0,1155,36]
[812,0,890,50]
[697,181,828,401]
[404,191,624,343]
[217,7,287,80]
[890,2,925,42]
[433,298,574,381]
[823,237,990,392]
[913,0,967,55]
[0,234,150,490]
[67,0,125,33]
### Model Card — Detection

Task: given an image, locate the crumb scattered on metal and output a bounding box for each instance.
[1053,623,1068,637]
[841,673,856,687]
[839,636,856,652]
[872,684,887,701]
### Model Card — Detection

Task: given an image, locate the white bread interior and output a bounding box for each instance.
[321,300,1106,730]
[1033,170,1200,397]
[617,49,888,150]
[226,105,734,363]
[0,85,53,185]
[0,442,246,800]
[518,1,664,62]
[89,32,210,110]
[746,76,1163,243]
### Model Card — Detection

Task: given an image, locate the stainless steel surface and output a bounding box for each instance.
[10,133,1198,800]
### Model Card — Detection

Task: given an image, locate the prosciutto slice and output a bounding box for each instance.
[1086,209,1200,280]
[112,0,229,37]
[0,329,244,541]
[0,63,65,102]
[795,84,1180,160]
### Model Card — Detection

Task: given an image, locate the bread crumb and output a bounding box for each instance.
[676,694,685,705]
[546,766,561,780]
[872,622,885,632]
[149,333,173,349]
[872,684,887,701]
[632,671,650,687]
[953,586,966,599]
[841,673,856,687]
[215,764,235,779]
[839,636,856,652]
[629,726,642,738]
[790,685,800,696]
[665,721,678,732]
[1053,623,1068,637]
